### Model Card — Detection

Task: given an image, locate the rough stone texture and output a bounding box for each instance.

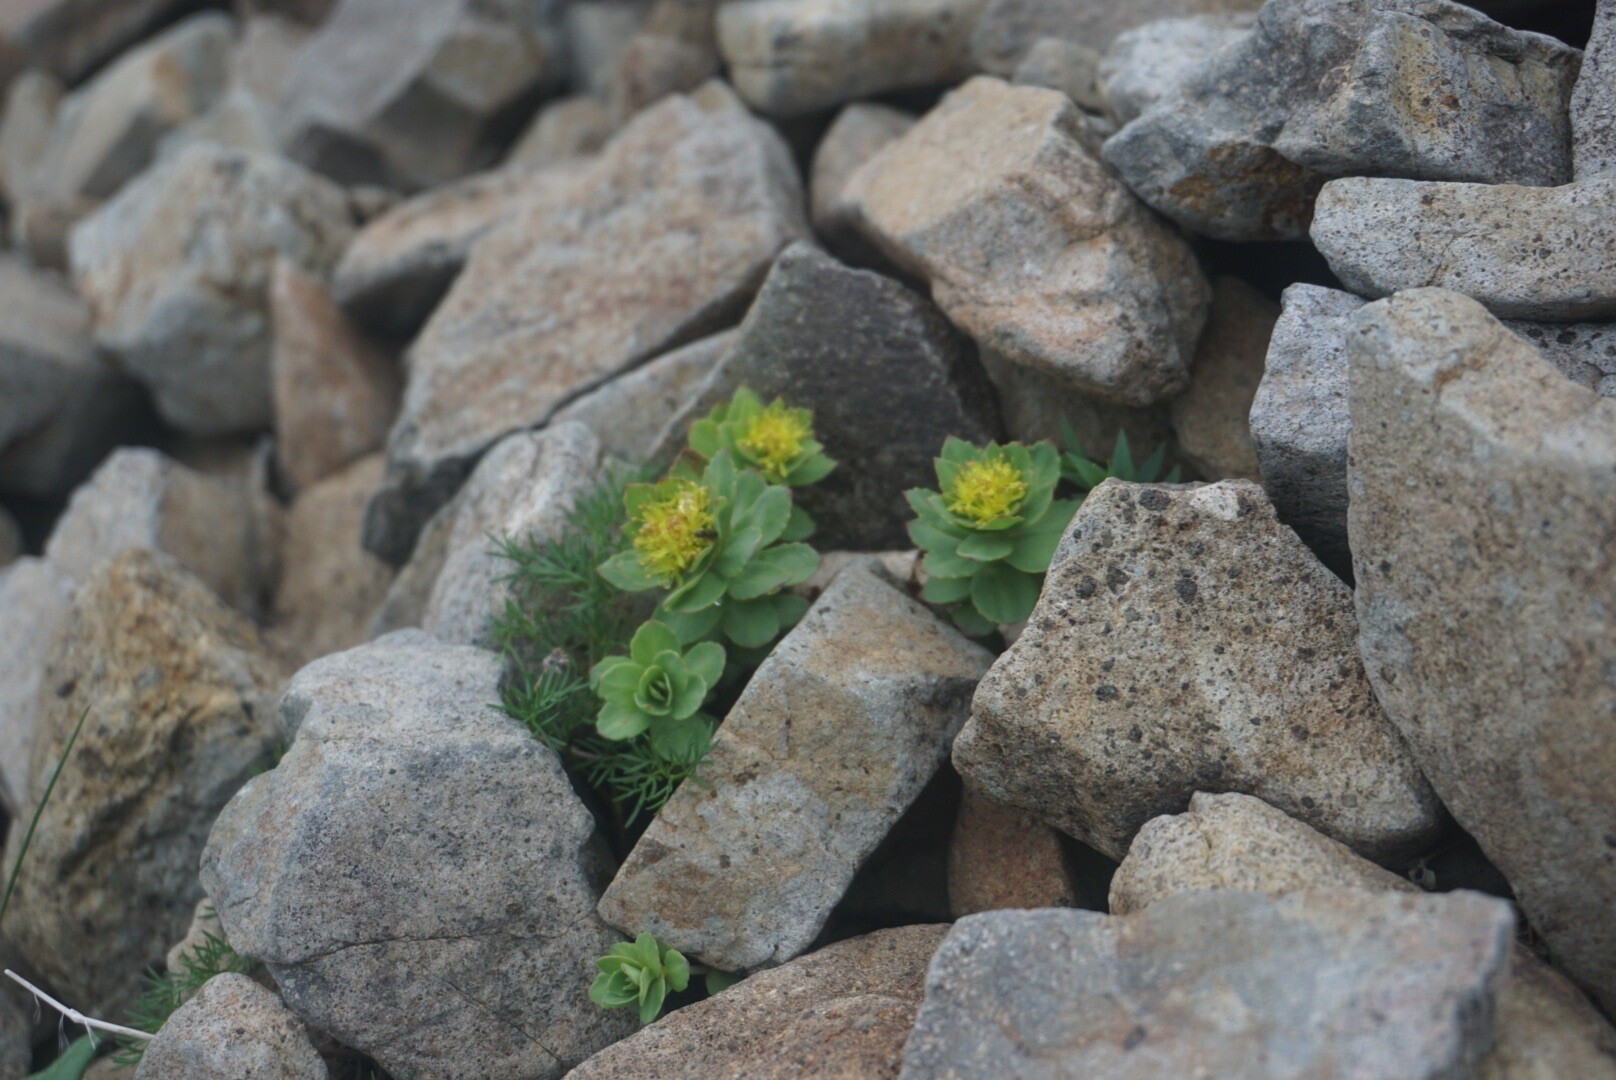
[655,243,1000,549]
[69,144,356,436]
[899,891,1516,1080]
[598,565,993,972]
[1250,284,1365,572]
[136,974,327,1080]
[1313,176,1616,321]
[606,1,721,125]
[552,330,734,465]
[957,479,1443,863]
[0,558,73,815]
[506,95,613,165]
[571,925,946,1079]
[1168,275,1275,481]
[949,788,1076,917]
[270,260,400,494]
[1013,37,1104,115]
[717,0,984,117]
[365,86,807,564]
[1099,15,1253,126]
[276,0,566,190]
[365,494,454,639]
[266,455,396,669]
[202,631,633,1078]
[0,0,195,85]
[1574,0,1616,180]
[1109,792,1616,1080]
[1347,288,1616,1012]
[0,973,25,1080]
[969,0,1264,75]
[1103,0,1581,242]
[331,162,584,340]
[848,77,1209,407]
[1505,321,1616,397]
[421,423,604,647]
[44,447,271,617]
[809,103,914,257]
[978,348,1174,465]
[4,551,283,1016]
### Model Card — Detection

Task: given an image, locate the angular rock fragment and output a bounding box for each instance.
[1099,15,1253,126]
[900,891,1516,1079]
[969,0,1263,75]
[1012,37,1105,116]
[1313,176,1616,320]
[1348,288,1616,1011]
[598,564,992,972]
[977,348,1174,464]
[948,789,1076,917]
[809,103,914,259]
[956,479,1443,863]
[135,974,327,1080]
[69,144,355,436]
[0,558,73,815]
[0,0,196,85]
[202,631,633,1078]
[571,926,947,1079]
[717,0,983,116]
[1167,275,1275,481]
[270,260,400,494]
[365,86,806,563]
[506,95,613,165]
[4,551,283,1015]
[1104,0,1581,241]
[1574,0,1616,180]
[1505,321,1616,396]
[0,69,63,207]
[657,243,1000,549]
[848,77,1209,406]
[277,0,566,190]
[607,0,721,124]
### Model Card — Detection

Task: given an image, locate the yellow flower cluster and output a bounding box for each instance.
[945,456,1028,526]
[736,404,812,480]
[633,479,716,582]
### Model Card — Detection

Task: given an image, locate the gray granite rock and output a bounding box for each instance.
[1574,0,1616,180]
[277,0,566,190]
[1104,0,1580,241]
[1167,275,1275,481]
[4,551,283,1016]
[364,85,806,564]
[598,564,992,972]
[202,630,633,1078]
[0,0,196,85]
[968,0,1263,75]
[571,925,947,1079]
[848,77,1209,407]
[956,479,1443,863]
[0,558,73,815]
[949,788,1077,917]
[1505,321,1616,396]
[0,69,63,207]
[605,1,721,125]
[136,974,327,1080]
[809,102,914,259]
[564,0,654,102]
[1099,15,1253,126]
[1347,288,1616,1012]
[1313,176,1616,321]
[899,891,1516,1079]
[1013,37,1106,115]
[506,95,613,165]
[69,144,355,436]
[976,348,1175,466]
[653,243,1000,549]
[717,0,984,116]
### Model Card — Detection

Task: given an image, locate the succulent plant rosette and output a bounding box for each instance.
[589,620,725,757]
[907,438,1079,636]
[590,933,691,1025]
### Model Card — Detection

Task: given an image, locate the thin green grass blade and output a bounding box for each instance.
[1,707,88,926]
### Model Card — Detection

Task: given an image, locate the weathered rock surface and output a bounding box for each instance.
[506,95,612,165]
[365,86,806,564]
[1348,288,1616,1012]
[1099,15,1253,126]
[276,0,566,190]
[270,260,400,494]
[267,455,396,669]
[1012,37,1105,116]
[0,973,26,1080]
[0,0,195,85]
[1168,275,1275,481]
[969,0,1263,75]
[599,564,992,972]
[203,631,632,1078]
[1313,176,1616,321]
[136,974,327,1080]
[717,0,983,116]
[45,447,271,617]
[421,423,604,647]
[956,478,1443,863]
[69,144,355,436]
[977,348,1175,464]
[606,0,721,125]
[571,925,947,1079]
[848,77,1209,407]
[0,69,63,206]
[658,243,1000,549]
[949,788,1076,917]
[1573,0,1616,180]
[899,891,1516,1079]
[0,558,73,814]
[4,551,283,1016]
[809,103,914,258]
[1104,0,1581,241]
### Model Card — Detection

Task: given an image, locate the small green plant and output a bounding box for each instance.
[113,908,258,1067]
[688,387,836,498]
[1060,425,1181,492]
[590,933,692,1025]
[27,1036,96,1080]
[907,438,1077,636]
[590,621,724,756]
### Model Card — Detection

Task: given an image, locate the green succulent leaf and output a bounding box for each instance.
[956,531,1015,563]
[591,933,692,1026]
[921,573,973,606]
[684,641,726,687]
[970,562,1042,625]
[723,596,781,648]
[949,602,999,637]
[597,700,651,741]
[1005,500,1079,574]
[598,549,662,593]
[772,591,809,630]
[779,503,816,542]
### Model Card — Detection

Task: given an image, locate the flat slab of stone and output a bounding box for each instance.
[598,564,992,972]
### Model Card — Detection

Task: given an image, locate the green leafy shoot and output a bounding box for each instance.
[1059,425,1181,493]
[590,933,692,1025]
[590,622,723,756]
[112,907,258,1066]
[27,1036,97,1080]
[687,386,836,493]
[1,707,88,926]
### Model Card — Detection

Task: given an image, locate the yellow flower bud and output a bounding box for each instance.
[632,479,716,582]
[736,403,813,481]
[945,456,1028,526]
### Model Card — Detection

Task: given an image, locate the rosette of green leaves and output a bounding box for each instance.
[1060,424,1181,493]
[688,386,836,490]
[590,621,723,756]
[906,438,1078,636]
[590,933,691,1024]
[599,451,817,649]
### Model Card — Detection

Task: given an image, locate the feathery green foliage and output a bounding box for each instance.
[112,907,259,1067]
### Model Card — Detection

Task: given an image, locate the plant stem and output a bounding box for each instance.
[4,970,154,1042]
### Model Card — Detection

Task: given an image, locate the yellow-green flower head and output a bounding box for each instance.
[632,479,716,583]
[735,401,814,481]
[946,454,1028,526]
